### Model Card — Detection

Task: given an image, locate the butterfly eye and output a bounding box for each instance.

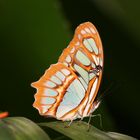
[90,65,102,76]
[96,65,102,72]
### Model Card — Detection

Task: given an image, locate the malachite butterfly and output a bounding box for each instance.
[31,22,104,121]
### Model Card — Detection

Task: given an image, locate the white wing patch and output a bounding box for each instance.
[44,81,56,88]
[99,57,103,66]
[56,105,77,119]
[85,27,91,33]
[83,39,93,52]
[43,89,58,96]
[41,97,55,105]
[78,77,88,90]
[92,55,99,65]
[83,38,98,55]
[76,50,91,66]
[89,27,96,34]
[70,47,75,53]
[89,73,95,80]
[81,30,86,35]
[87,38,98,55]
[56,79,85,118]
[74,64,89,84]
[51,76,62,85]
[55,71,65,82]
[61,69,70,76]
[42,105,52,113]
[63,62,68,66]
[83,78,98,116]
[66,55,71,63]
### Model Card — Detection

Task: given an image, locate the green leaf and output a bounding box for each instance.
[39,121,137,140]
[0,117,50,140]
[107,132,137,140]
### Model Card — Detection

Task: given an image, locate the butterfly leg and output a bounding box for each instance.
[64,119,73,128]
[87,113,103,131]
[95,114,103,130]
[77,111,84,125]
[87,114,92,131]
[78,118,83,125]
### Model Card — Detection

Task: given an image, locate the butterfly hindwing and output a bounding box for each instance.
[32,63,87,120]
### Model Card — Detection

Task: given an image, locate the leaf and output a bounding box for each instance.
[107,132,137,140]
[39,121,137,140]
[0,117,50,140]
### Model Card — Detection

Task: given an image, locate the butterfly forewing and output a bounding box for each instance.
[32,22,103,121]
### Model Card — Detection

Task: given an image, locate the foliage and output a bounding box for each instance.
[0,117,50,140]
[40,121,137,140]
[0,117,137,140]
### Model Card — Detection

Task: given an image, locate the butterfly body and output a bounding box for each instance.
[32,22,103,121]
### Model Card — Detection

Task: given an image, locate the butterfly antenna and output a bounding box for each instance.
[97,81,122,102]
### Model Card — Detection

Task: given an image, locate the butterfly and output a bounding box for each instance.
[31,22,103,122]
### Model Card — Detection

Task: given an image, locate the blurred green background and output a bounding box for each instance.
[0,0,140,139]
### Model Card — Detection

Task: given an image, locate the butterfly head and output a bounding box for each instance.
[96,65,102,72]
[91,65,102,77]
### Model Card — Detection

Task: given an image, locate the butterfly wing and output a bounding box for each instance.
[32,63,88,120]
[58,22,104,117]
[32,22,103,121]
